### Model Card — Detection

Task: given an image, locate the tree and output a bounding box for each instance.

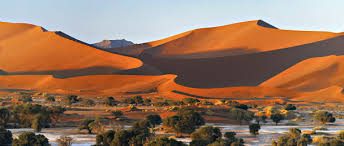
[190,125,222,145]
[229,108,253,125]
[235,104,248,110]
[224,132,244,146]
[146,115,162,128]
[183,98,200,104]
[284,104,296,111]
[249,123,260,135]
[62,95,79,105]
[0,128,12,145]
[111,129,132,146]
[47,106,66,127]
[78,119,94,134]
[271,113,284,125]
[96,130,115,146]
[133,96,144,105]
[32,114,46,132]
[103,97,118,106]
[273,128,312,146]
[12,131,49,146]
[89,118,105,134]
[147,137,186,146]
[111,110,123,118]
[57,136,73,146]
[0,107,10,128]
[163,108,205,137]
[143,98,152,105]
[254,112,267,124]
[45,95,55,103]
[81,99,95,106]
[314,111,336,125]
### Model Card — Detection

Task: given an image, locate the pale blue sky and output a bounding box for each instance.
[1,0,344,43]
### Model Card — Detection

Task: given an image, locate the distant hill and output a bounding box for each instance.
[93,39,134,49]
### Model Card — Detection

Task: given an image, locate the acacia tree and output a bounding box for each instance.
[146,115,162,128]
[249,123,260,135]
[271,113,284,125]
[0,128,12,145]
[229,108,253,125]
[190,125,222,145]
[314,111,336,125]
[163,108,205,137]
[0,107,10,128]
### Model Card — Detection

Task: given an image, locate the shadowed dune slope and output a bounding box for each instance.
[0,22,144,77]
[140,35,344,88]
[260,55,344,92]
[111,20,341,59]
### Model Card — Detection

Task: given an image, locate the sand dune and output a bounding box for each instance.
[0,22,143,77]
[260,55,344,91]
[111,20,341,59]
[0,74,176,95]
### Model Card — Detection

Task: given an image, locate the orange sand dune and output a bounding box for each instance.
[0,22,143,77]
[0,74,176,95]
[291,86,344,103]
[260,55,344,91]
[112,20,341,59]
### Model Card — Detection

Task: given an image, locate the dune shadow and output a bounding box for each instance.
[140,35,344,88]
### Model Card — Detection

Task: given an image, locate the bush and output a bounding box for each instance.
[0,107,10,128]
[62,95,79,105]
[163,108,205,137]
[147,137,186,146]
[249,123,260,135]
[0,128,12,145]
[284,104,296,110]
[13,131,49,145]
[111,110,123,118]
[146,115,162,128]
[45,95,55,103]
[183,98,200,104]
[314,111,336,125]
[57,136,73,146]
[191,125,221,145]
[103,97,118,106]
[271,113,284,125]
[81,99,95,106]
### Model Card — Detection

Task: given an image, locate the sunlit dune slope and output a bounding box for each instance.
[112,20,341,59]
[260,55,344,92]
[0,74,175,95]
[0,22,143,77]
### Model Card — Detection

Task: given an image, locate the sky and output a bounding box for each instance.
[1,0,344,44]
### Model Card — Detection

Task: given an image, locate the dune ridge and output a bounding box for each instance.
[0,22,145,77]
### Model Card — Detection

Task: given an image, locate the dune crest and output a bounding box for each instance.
[0,22,144,77]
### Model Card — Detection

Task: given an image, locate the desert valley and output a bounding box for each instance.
[2,19,344,146]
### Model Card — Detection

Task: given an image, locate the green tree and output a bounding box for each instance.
[57,136,73,146]
[254,115,267,125]
[163,108,205,137]
[146,115,162,128]
[229,108,253,125]
[190,125,221,146]
[0,128,12,145]
[111,129,132,146]
[89,118,105,134]
[0,107,10,128]
[78,119,94,134]
[111,110,123,118]
[284,104,296,111]
[249,123,260,135]
[103,97,118,106]
[47,106,66,127]
[235,104,248,110]
[314,111,336,125]
[147,137,186,146]
[182,98,200,104]
[81,99,95,106]
[12,131,49,146]
[223,132,244,146]
[96,130,115,146]
[271,113,284,125]
[32,114,45,132]
[45,95,55,103]
[62,95,79,105]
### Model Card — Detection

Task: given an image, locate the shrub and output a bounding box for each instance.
[81,99,95,106]
[0,128,12,145]
[12,132,49,145]
[314,111,336,125]
[249,123,260,135]
[147,137,186,146]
